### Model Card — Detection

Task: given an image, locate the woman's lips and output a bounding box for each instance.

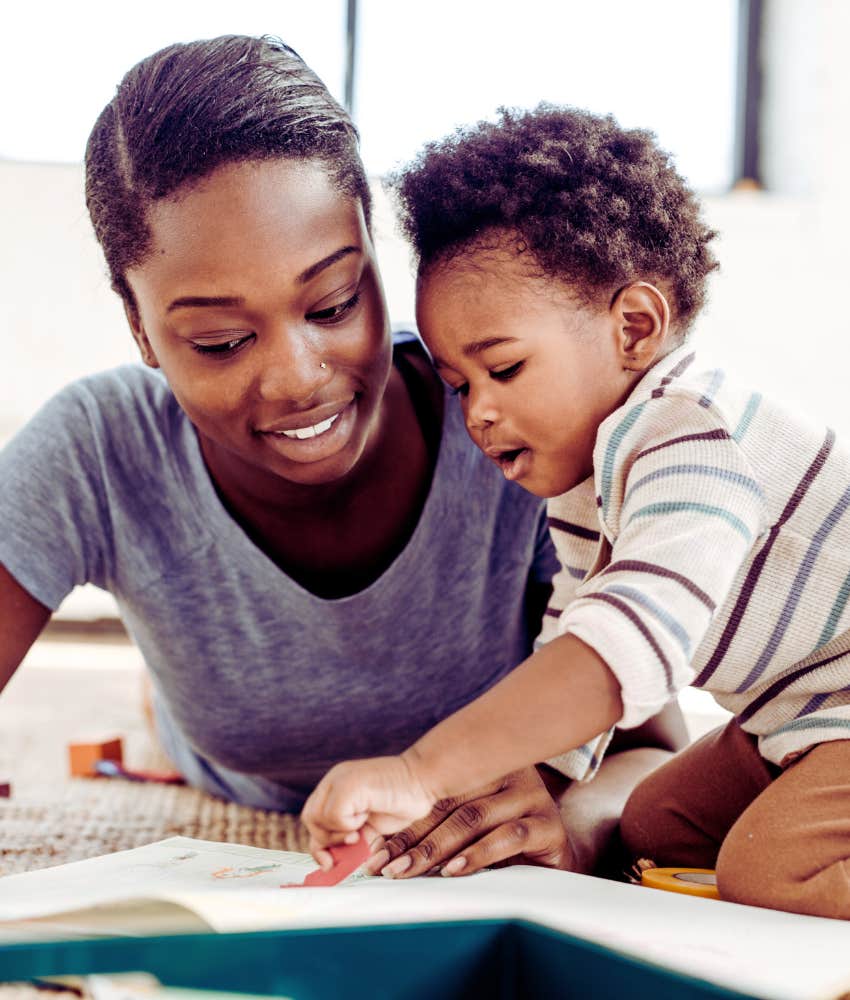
[276,411,341,440]
[257,398,357,462]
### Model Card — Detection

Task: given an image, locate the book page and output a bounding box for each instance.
[0,838,366,923]
[3,837,850,1000]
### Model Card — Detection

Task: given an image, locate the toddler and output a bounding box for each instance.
[302,105,850,919]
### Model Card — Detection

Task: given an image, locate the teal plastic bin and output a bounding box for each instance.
[0,919,756,999]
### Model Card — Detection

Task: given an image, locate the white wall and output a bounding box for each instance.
[693,0,850,436]
[2,0,849,447]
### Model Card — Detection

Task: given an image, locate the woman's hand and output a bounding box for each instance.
[301,754,436,868]
[365,766,574,879]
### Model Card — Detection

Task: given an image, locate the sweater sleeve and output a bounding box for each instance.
[557,393,768,729]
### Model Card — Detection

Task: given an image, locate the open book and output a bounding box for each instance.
[2,836,850,1000]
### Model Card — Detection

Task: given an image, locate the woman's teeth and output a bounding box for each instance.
[278,413,340,440]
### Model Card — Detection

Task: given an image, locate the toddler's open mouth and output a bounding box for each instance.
[495,447,532,481]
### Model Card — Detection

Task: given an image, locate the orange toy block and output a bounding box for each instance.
[68,738,124,777]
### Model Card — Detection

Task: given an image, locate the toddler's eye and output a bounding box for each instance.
[490,361,524,381]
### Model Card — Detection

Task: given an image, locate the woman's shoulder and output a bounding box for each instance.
[18,363,172,424]
[3,364,188,485]
[71,363,177,417]
[43,364,185,447]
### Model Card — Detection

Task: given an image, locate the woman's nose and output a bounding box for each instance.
[256,327,330,403]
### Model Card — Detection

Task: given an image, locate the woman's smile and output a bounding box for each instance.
[255,396,358,463]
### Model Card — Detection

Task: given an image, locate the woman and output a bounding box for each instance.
[0,35,684,878]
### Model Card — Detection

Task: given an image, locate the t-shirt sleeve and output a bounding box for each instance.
[558,394,768,729]
[0,382,113,610]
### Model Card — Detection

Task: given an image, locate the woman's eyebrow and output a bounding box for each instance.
[167,295,243,313]
[165,247,362,313]
[297,246,360,284]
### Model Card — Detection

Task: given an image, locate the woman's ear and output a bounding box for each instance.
[611,282,670,373]
[123,301,160,369]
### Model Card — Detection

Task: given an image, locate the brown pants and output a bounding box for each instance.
[620,719,850,919]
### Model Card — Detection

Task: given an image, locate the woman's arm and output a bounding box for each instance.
[0,562,50,693]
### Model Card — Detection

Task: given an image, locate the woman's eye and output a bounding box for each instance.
[191,334,253,357]
[490,361,524,381]
[307,291,361,324]
[448,382,469,397]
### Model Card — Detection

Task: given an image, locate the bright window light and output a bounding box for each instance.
[355,0,739,191]
[0,1,346,163]
[1,0,737,192]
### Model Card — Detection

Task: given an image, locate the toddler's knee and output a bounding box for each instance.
[717,826,850,918]
[715,828,780,909]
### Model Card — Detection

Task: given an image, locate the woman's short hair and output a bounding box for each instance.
[85,34,370,312]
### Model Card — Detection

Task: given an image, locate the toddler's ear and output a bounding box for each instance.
[123,301,160,369]
[611,282,670,373]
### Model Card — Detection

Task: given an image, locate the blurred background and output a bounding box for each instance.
[0,1,844,734]
[3,0,844,443]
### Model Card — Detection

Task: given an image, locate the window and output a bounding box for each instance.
[0,0,345,163]
[2,1,738,192]
[354,0,738,191]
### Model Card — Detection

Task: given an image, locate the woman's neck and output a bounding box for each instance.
[199,360,442,597]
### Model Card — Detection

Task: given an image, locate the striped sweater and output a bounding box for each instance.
[541,345,850,780]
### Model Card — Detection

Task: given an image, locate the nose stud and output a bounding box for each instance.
[319,362,327,370]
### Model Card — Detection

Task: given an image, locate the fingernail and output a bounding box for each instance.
[366,848,389,874]
[383,854,413,878]
[442,857,467,877]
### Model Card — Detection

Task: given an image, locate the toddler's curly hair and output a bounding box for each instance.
[390,104,718,334]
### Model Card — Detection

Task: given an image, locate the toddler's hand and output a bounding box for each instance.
[301,753,435,869]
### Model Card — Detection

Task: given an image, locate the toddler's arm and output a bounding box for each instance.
[301,631,622,859]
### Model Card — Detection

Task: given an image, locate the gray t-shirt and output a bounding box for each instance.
[0,338,557,810]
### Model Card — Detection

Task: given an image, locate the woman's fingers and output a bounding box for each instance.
[365,794,475,874]
[439,812,574,877]
[377,769,571,879]
[380,794,501,877]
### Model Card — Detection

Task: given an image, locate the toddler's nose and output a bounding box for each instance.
[466,392,498,431]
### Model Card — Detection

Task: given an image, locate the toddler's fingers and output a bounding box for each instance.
[307,823,367,867]
[313,795,369,832]
[362,823,381,850]
[312,846,334,871]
